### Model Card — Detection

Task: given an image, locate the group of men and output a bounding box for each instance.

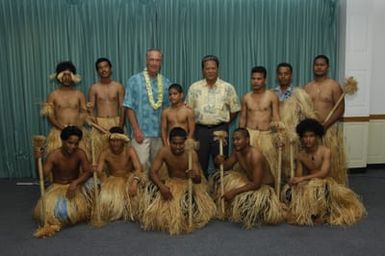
[33,49,365,238]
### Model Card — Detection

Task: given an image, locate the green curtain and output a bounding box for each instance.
[0,0,339,178]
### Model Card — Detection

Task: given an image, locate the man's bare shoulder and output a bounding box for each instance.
[266,90,279,100]
[162,107,171,116]
[242,92,253,101]
[319,145,331,155]
[111,80,124,88]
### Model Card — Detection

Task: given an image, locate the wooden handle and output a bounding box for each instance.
[290,143,295,179]
[188,149,193,228]
[276,147,282,198]
[219,139,225,215]
[91,138,101,223]
[323,93,345,125]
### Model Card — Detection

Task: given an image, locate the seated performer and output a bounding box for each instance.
[93,127,143,225]
[282,118,366,226]
[212,128,286,228]
[142,127,216,235]
[33,126,93,238]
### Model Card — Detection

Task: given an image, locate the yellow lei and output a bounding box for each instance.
[143,68,163,110]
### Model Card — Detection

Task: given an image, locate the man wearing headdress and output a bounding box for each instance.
[92,127,143,225]
[42,61,89,158]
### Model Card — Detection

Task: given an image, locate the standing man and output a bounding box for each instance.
[187,55,241,178]
[88,58,125,159]
[272,62,294,102]
[239,66,280,179]
[42,61,89,157]
[123,48,171,171]
[304,55,347,185]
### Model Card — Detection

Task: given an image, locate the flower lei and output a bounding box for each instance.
[143,68,163,110]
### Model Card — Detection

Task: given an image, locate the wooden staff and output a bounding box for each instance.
[323,76,358,125]
[185,139,196,229]
[33,135,61,237]
[213,130,228,215]
[289,139,295,179]
[33,136,47,226]
[91,137,103,227]
[86,119,109,134]
[276,143,283,197]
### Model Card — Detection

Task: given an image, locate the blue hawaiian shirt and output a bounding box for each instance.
[123,71,171,137]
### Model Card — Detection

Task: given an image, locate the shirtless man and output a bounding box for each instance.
[95,127,143,223]
[213,128,285,228]
[304,55,347,185]
[239,66,280,178]
[88,58,125,158]
[33,126,93,237]
[43,61,88,156]
[284,119,365,226]
[240,66,280,130]
[161,83,195,145]
[142,127,216,235]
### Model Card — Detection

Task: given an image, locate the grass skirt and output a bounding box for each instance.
[247,129,277,179]
[281,177,366,226]
[33,183,91,236]
[210,171,286,228]
[323,123,348,186]
[279,88,317,181]
[90,116,119,160]
[95,173,143,223]
[141,178,216,235]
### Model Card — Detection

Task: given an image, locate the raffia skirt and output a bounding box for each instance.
[210,170,286,228]
[323,123,348,186]
[281,177,366,226]
[279,88,317,181]
[94,173,143,223]
[141,178,216,235]
[33,183,91,234]
[247,129,278,179]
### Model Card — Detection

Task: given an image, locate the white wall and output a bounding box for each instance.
[343,0,385,167]
[370,0,385,114]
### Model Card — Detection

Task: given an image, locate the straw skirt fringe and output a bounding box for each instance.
[282,177,366,226]
[141,178,216,235]
[210,171,286,228]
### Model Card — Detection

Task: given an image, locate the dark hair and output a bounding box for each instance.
[168,83,183,93]
[109,126,124,134]
[95,58,112,70]
[251,66,267,78]
[276,62,293,73]
[56,61,76,75]
[233,128,250,138]
[60,125,83,141]
[201,55,219,69]
[296,118,325,138]
[313,55,329,65]
[169,127,187,141]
